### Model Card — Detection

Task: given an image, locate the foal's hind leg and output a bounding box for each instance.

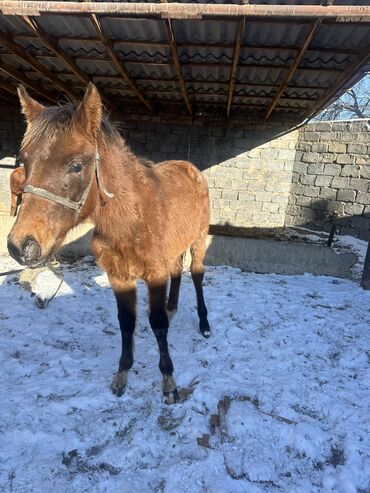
[167,254,184,323]
[109,277,136,397]
[147,277,179,404]
[190,238,211,338]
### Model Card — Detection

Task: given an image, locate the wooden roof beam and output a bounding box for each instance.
[265,0,337,120]
[305,43,370,120]
[19,15,118,109]
[1,3,370,21]
[226,17,245,118]
[0,78,17,96]
[0,60,55,103]
[89,13,154,113]
[264,18,323,120]
[165,19,192,116]
[20,16,90,85]
[0,31,77,99]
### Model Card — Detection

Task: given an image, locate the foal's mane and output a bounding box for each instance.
[21,102,122,151]
[21,102,156,168]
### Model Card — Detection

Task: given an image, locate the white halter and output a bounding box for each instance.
[23,150,114,214]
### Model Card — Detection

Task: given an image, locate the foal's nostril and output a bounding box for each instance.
[7,237,24,264]
[21,237,41,263]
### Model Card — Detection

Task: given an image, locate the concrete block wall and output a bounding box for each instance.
[286,120,370,239]
[0,101,369,241]
[123,120,299,228]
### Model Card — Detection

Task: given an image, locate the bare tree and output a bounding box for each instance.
[316,75,370,121]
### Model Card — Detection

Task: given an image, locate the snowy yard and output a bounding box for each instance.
[0,255,370,493]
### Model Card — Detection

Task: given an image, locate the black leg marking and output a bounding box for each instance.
[167,274,181,313]
[167,254,183,321]
[110,282,136,397]
[191,271,211,338]
[148,283,179,404]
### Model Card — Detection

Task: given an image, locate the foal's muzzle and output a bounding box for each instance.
[7,236,42,266]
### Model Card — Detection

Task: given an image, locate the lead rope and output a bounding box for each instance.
[95,149,114,199]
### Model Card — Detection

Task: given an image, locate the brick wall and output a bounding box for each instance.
[286,120,370,239]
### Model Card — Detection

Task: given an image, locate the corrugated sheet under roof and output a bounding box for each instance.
[0,1,369,124]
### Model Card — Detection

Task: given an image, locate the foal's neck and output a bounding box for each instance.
[92,133,145,239]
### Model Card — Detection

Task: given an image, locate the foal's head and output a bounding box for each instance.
[8,83,103,267]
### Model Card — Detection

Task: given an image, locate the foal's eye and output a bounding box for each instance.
[69,163,83,173]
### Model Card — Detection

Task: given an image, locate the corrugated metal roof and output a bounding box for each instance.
[0,1,368,123]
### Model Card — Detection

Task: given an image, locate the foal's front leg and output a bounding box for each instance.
[148,280,179,404]
[109,277,136,397]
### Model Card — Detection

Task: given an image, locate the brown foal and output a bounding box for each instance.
[10,166,26,216]
[7,83,211,403]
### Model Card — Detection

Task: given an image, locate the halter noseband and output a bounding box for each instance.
[23,150,114,214]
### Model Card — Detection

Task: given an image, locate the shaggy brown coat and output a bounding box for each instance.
[8,84,211,403]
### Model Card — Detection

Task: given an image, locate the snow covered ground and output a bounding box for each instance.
[0,255,370,493]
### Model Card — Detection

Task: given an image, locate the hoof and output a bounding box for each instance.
[200,321,211,338]
[166,307,177,324]
[162,375,179,404]
[163,388,179,405]
[111,371,128,397]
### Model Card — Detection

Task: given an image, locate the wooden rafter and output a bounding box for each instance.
[305,43,370,119]
[264,18,323,120]
[226,17,245,118]
[0,60,54,102]
[0,78,17,96]
[0,31,77,99]
[264,0,336,120]
[19,15,118,109]
[20,16,90,85]
[89,13,154,113]
[165,19,192,116]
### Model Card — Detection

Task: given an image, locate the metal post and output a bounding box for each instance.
[361,240,370,290]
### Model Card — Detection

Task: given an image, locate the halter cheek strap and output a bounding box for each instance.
[23,150,114,214]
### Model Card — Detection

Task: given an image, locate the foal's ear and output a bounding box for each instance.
[17,85,45,123]
[76,83,102,138]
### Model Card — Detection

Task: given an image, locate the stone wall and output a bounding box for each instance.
[0,109,298,228]
[286,120,370,239]
[0,103,369,240]
[123,120,298,228]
